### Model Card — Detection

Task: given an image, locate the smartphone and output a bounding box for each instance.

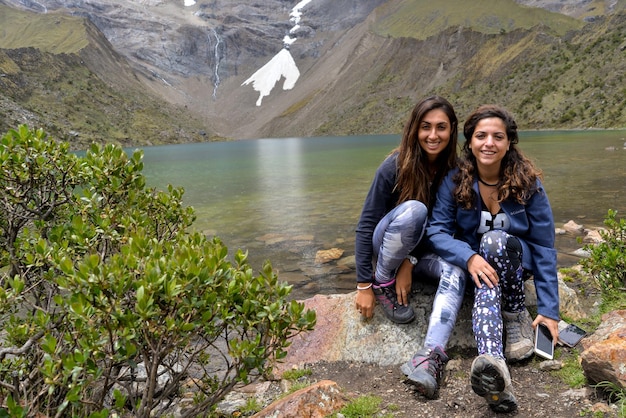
[558,321,587,347]
[534,323,554,360]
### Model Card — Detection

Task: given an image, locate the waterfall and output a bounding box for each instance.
[211,28,222,100]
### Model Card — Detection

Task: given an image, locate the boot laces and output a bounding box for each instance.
[411,349,446,380]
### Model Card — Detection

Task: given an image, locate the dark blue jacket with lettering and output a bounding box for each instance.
[427,168,560,320]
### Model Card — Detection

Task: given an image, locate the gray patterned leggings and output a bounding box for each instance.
[372,200,428,284]
[415,253,468,350]
[472,230,525,359]
[372,200,467,350]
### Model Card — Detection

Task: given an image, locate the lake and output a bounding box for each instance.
[136,130,626,298]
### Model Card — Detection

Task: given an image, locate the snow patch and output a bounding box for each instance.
[242,0,313,106]
[242,49,300,106]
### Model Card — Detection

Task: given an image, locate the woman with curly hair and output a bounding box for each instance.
[426,104,560,412]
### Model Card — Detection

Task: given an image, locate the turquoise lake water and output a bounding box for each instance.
[135,130,626,297]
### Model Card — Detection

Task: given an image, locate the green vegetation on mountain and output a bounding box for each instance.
[0,5,88,53]
[372,0,583,39]
[313,10,626,137]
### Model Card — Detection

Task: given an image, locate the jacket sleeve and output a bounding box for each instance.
[426,171,476,269]
[354,155,397,283]
[523,180,560,320]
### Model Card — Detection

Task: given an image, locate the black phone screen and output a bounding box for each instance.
[559,324,587,347]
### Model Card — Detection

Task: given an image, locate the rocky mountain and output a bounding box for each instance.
[1,0,625,146]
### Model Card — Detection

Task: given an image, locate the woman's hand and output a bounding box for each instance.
[396,258,413,306]
[355,287,376,319]
[533,314,560,344]
[467,253,499,288]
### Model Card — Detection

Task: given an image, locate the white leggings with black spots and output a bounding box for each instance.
[472,229,525,359]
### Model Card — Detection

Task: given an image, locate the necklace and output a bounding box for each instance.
[478,176,498,187]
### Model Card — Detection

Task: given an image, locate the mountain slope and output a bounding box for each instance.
[1,0,625,145]
[245,7,626,138]
[0,4,217,148]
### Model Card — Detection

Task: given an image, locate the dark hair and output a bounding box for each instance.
[394,95,458,208]
[463,105,519,146]
[455,104,542,208]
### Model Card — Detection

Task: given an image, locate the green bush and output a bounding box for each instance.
[580,210,626,294]
[0,125,316,417]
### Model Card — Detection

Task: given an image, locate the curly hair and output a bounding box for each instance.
[393,95,458,209]
[454,105,542,209]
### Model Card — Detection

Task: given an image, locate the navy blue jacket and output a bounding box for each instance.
[355,154,400,284]
[427,168,560,320]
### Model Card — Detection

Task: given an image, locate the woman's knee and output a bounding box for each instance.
[480,230,523,269]
[390,200,428,242]
[396,200,428,225]
[480,230,507,251]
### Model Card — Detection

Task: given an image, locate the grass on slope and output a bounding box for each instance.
[0,5,88,54]
[372,0,584,40]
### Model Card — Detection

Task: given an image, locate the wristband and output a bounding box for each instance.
[356,283,373,290]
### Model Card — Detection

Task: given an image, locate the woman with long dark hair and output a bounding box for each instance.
[355,96,467,398]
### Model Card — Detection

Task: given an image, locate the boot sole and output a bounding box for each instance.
[404,372,437,399]
[386,313,415,324]
[471,359,518,413]
[505,344,534,362]
[380,309,415,324]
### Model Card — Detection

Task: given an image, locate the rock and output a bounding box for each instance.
[217,381,277,415]
[592,401,615,415]
[580,310,626,389]
[275,289,473,374]
[314,248,344,264]
[583,229,604,244]
[276,278,583,374]
[525,277,586,320]
[251,380,348,418]
[539,359,563,371]
[336,255,356,269]
[563,220,584,233]
[571,248,591,258]
[562,387,592,401]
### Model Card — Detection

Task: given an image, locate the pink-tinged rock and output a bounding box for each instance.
[251,380,348,418]
[563,220,584,233]
[276,294,348,374]
[582,229,604,244]
[580,310,626,387]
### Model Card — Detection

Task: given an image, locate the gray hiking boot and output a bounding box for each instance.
[470,354,518,413]
[503,309,534,362]
[372,282,415,324]
[401,346,449,399]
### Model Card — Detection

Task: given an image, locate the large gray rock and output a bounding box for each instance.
[277,278,583,374]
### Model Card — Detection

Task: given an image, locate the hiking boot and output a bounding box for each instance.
[470,354,518,413]
[401,346,449,399]
[372,282,415,324]
[503,309,534,362]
